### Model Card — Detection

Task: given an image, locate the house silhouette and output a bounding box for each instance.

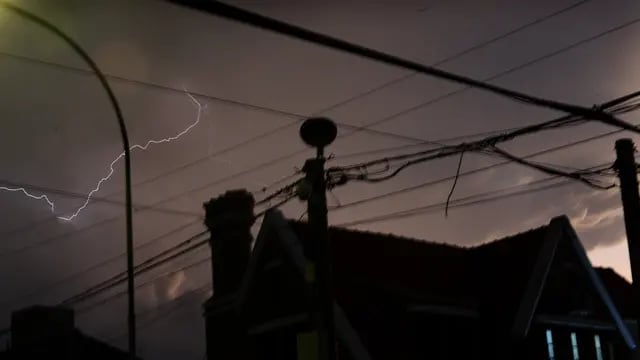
[202,190,639,360]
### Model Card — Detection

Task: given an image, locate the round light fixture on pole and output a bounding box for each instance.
[300,117,337,157]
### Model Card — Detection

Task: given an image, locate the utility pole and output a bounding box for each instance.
[299,117,337,360]
[614,139,640,320]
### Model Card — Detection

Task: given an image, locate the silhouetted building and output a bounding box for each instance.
[0,306,139,360]
[202,190,638,360]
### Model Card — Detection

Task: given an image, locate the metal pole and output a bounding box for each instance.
[0,3,136,357]
[304,157,337,360]
[300,118,337,360]
[614,139,640,323]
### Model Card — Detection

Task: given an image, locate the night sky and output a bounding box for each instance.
[1,0,640,359]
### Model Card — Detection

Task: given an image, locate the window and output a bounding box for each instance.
[546,329,555,360]
[571,332,580,360]
[594,334,603,360]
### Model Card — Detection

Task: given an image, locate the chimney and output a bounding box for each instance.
[203,189,255,297]
[11,306,75,358]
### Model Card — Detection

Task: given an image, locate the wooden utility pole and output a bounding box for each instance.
[299,118,337,360]
[615,138,640,332]
[615,138,640,286]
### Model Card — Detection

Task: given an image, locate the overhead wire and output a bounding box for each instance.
[327,90,640,186]
[0,0,590,194]
[165,0,638,133]
[5,4,640,342]
[488,146,614,189]
[336,179,573,228]
[305,0,591,117]
[0,0,597,342]
[60,231,209,306]
[104,283,212,344]
[0,178,201,221]
[132,2,573,193]
[115,6,640,214]
[35,87,636,261]
[331,126,525,161]
[0,167,299,258]
[0,0,614,244]
[76,256,211,315]
[334,158,619,228]
[0,219,204,309]
[55,183,299,308]
[328,95,640,212]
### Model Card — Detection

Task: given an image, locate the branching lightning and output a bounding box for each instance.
[1,91,204,222]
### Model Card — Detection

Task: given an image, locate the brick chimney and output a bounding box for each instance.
[203,189,255,297]
[11,306,75,358]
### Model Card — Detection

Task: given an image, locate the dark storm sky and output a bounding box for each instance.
[1,0,640,359]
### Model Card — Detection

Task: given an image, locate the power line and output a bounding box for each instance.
[124,9,640,212]
[76,256,211,315]
[94,0,591,193]
[339,15,640,141]
[3,2,635,270]
[311,0,591,116]
[0,172,297,259]
[335,178,574,227]
[334,158,620,228]
[332,92,640,211]
[0,0,589,153]
[0,1,596,240]
[326,90,640,203]
[329,119,639,213]
[5,86,630,259]
[166,0,634,130]
[58,190,298,307]
[0,219,204,309]
[104,283,212,344]
[0,178,200,220]
[331,126,525,161]
[60,231,210,306]
[3,87,636,262]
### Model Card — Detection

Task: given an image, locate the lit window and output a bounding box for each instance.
[571,332,580,360]
[594,334,603,360]
[546,329,555,360]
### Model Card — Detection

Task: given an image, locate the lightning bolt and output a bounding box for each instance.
[0,186,56,213]
[0,91,204,222]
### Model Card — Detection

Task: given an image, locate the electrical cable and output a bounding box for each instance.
[82,0,594,196]
[0,219,204,309]
[60,231,209,306]
[76,256,211,315]
[0,0,590,175]
[332,126,525,161]
[57,190,297,307]
[123,10,640,209]
[165,1,637,131]
[327,90,640,185]
[0,170,299,259]
[104,283,212,344]
[336,179,573,228]
[0,178,200,222]
[1,1,620,243]
[328,117,640,213]
[489,146,614,189]
[308,0,591,117]
[333,156,620,228]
